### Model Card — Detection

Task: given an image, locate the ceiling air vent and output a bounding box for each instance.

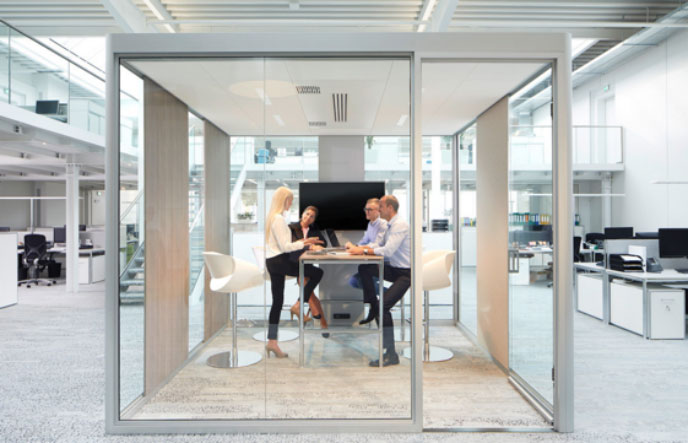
[296,85,320,94]
[332,93,347,123]
[309,121,326,127]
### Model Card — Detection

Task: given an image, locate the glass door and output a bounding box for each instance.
[507,65,555,409]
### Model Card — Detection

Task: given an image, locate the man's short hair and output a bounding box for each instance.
[366,198,380,208]
[304,205,319,218]
[381,195,399,212]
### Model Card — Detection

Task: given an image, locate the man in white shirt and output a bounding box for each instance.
[347,195,410,367]
[345,198,388,290]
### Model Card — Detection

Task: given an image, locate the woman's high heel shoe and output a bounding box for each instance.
[265,344,288,358]
[290,305,311,323]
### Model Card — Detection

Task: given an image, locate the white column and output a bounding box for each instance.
[602,172,612,228]
[430,137,443,226]
[66,163,80,293]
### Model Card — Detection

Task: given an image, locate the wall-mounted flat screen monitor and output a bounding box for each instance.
[604,227,634,239]
[35,100,59,114]
[299,182,385,231]
[659,228,688,258]
[53,226,66,243]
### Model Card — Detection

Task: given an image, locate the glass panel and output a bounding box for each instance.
[9,29,69,116]
[422,136,454,320]
[0,24,9,103]
[188,113,205,351]
[118,65,144,412]
[68,62,105,135]
[458,125,477,335]
[508,66,554,406]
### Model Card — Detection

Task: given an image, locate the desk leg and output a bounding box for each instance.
[379,260,383,368]
[299,260,305,368]
[642,279,649,339]
[603,271,611,325]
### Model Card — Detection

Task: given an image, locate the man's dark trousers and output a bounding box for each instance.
[358,263,411,353]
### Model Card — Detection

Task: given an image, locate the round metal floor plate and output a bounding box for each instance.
[206,351,263,368]
[401,346,454,362]
[252,330,299,342]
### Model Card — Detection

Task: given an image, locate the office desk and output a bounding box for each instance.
[48,247,105,284]
[1,233,18,308]
[575,263,687,339]
[299,252,385,368]
[511,247,552,285]
[606,269,688,339]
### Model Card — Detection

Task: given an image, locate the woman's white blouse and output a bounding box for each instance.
[266,213,304,259]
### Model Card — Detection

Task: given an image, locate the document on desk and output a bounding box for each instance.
[328,251,351,256]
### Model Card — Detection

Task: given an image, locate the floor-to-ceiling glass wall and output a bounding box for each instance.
[457,124,477,335]
[115,56,414,421]
[118,65,144,411]
[508,65,555,407]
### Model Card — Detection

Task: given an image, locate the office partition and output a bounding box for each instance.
[105,32,573,434]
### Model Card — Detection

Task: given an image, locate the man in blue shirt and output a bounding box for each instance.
[347,195,410,367]
[345,198,388,291]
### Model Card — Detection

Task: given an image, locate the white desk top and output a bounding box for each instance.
[575,262,605,272]
[606,268,688,282]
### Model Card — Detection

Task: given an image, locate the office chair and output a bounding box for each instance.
[584,232,605,262]
[573,236,582,262]
[18,234,56,288]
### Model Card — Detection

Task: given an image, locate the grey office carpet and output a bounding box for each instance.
[1,283,687,442]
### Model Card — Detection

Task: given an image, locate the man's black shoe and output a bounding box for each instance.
[359,309,378,325]
[369,351,400,367]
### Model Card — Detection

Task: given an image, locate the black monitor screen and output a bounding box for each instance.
[604,227,634,239]
[36,100,59,114]
[299,182,385,231]
[53,227,66,243]
[635,232,659,239]
[659,228,688,258]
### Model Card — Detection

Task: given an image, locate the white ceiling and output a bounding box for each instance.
[130,58,545,136]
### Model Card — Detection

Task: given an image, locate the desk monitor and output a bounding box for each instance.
[635,232,659,239]
[0,227,10,232]
[299,182,385,231]
[658,228,688,258]
[79,224,87,232]
[35,100,59,115]
[53,227,66,243]
[604,226,634,239]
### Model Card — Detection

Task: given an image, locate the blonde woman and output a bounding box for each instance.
[264,186,324,358]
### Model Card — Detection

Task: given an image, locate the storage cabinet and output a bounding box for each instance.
[577,273,604,320]
[610,280,686,339]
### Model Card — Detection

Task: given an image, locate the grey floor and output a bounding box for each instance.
[1,282,688,442]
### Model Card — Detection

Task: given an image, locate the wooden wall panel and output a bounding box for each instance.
[144,79,189,395]
[204,121,230,340]
[476,96,510,369]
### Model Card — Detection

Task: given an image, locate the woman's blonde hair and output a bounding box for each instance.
[265,186,294,244]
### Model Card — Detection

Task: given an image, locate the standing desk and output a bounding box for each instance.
[299,252,385,368]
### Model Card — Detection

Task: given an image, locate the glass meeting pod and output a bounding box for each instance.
[105,32,573,434]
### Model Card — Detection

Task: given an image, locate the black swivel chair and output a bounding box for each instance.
[18,234,56,288]
[584,232,605,262]
[573,236,582,262]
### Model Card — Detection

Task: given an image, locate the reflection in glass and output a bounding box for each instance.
[508,69,554,406]
[458,125,477,335]
[188,113,205,351]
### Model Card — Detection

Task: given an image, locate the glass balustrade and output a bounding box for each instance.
[0,19,106,137]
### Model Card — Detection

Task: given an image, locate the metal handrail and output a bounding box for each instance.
[119,239,145,280]
[0,18,105,83]
[189,203,204,234]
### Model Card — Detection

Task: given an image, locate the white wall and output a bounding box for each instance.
[319,136,364,181]
[0,181,33,229]
[572,29,688,231]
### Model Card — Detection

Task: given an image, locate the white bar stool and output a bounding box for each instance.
[402,250,456,362]
[203,251,264,368]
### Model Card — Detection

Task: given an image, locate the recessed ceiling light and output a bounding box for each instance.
[396,115,408,126]
[273,115,285,126]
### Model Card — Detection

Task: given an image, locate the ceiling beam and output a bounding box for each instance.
[141,0,180,33]
[429,0,460,32]
[99,0,157,33]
